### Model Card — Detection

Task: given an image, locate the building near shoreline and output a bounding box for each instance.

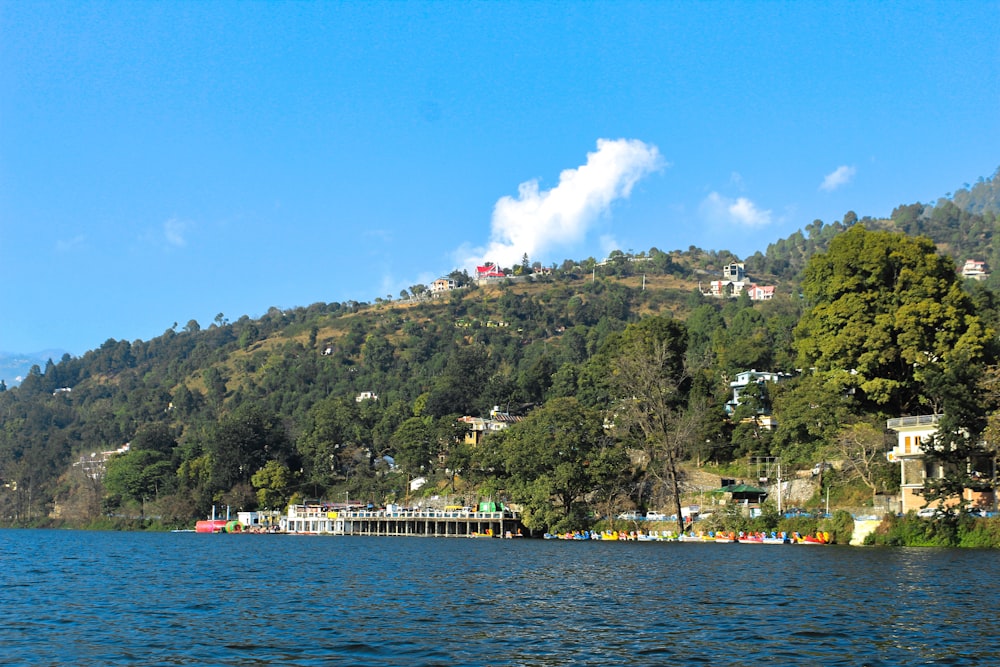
[886,414,996,514]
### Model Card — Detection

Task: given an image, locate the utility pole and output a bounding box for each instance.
[777,460,782,514]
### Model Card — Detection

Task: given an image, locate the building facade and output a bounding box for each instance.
[887,414,996,514]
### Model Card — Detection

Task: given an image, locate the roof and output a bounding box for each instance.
[717,483,768,494]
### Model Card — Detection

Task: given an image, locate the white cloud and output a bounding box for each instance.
[700,192,773,227]
[164,218,189,247]
[820,165,856,192]
[457,138,663,270]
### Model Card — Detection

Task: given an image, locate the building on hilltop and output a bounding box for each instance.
[723,262,746,281]
[701,262,774,300]
[476,263,506,281]
[430,277,457,294]
[746,284,775,301]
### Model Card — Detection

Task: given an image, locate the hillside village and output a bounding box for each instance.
[2,169,1000,546]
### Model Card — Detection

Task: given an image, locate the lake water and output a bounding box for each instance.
[1,529,998,666]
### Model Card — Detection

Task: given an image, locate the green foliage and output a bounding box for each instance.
[4,174,1000,531]
[104,449,174,507]
[251,460,295,510]
[485,397,622,533]
[819,509,855,545]
[956,516,1000,548]
[206,404,293,497]
[389,417,436,474]
[769,373,853,464]
[866,513,960,547]
[705,504,753,534]
[750,502,781,533]
[795,225,992,414]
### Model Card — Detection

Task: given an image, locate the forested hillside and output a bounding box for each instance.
[749,167,1000,286]
[2,168,999,532]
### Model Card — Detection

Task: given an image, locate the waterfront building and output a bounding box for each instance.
[886,414,996,514]
[279,502,520,537]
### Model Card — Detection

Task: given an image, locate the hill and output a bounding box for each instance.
[1,166,999,530]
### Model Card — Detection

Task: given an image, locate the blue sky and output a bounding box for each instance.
[2,1,998,356]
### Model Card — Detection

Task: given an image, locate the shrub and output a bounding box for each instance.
[819,509,855,544]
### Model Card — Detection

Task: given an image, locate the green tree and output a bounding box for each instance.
[389,417,436,474]
[298,396,369,489]
[104,449,175,510]
[251,460,295,509]
[423,344,493,418]
[206,404,292,495]
[769,373,854,464]
[919,354,994,515]
[490,397,612,533]
[608,316,692,535]
[794,225,991,413]
[130,423,176,456]
[729,381,774,459]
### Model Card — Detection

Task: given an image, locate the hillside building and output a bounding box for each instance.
[961,259,989,281]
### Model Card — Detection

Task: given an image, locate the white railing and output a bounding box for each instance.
[887,414,941,429]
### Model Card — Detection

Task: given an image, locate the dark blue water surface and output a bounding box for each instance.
[1,530,999,666]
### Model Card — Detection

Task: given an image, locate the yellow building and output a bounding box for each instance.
[887,414,995,514]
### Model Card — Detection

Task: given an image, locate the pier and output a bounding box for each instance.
[280,504,522,537]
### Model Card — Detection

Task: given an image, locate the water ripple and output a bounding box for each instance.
[1,531,999,665]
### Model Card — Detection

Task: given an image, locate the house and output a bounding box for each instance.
[886,414,996,514]
[725,370,788,430]
[476,264,506,280]
[726,370,786,413]
[702,263,774,300]
[430,278,456,294]
[355,391,378,402]
[457,406,523,446]
[723,262,746,281]
[707,280,747,298]
[961,259,989,281]
[236,510,282,532]
[746,284,775,301]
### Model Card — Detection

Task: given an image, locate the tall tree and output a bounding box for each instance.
[104,449,175,511]
[794,225,992,414]
[608,316,691,535]
[251,460,295,510]
[833,421,897,505]
[206,404,291,495]
[389,417,436,474]
[488,396,614,533]
[919,354,994,514]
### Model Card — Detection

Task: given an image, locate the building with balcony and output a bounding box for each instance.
[887,414,995,514]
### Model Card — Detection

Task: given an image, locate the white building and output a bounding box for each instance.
[961,259,989,281]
